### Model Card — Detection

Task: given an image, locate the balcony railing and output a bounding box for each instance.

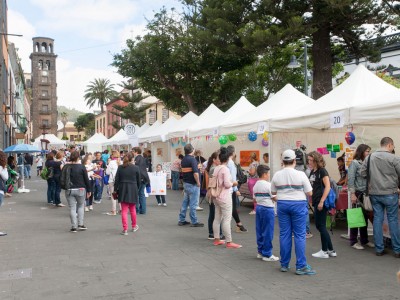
[39,109,51,115]
[39,123,52,130]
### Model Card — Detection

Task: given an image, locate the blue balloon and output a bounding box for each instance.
[248,131,257,142]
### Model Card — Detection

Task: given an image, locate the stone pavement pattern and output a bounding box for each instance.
[0,178,399,300]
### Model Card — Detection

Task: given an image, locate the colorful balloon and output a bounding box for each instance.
[345,132,355,145]
[262,139,269,147]
[248,131,257,142]
[262,131,269,140]
[228,134,237,142]
[218,135,228,145]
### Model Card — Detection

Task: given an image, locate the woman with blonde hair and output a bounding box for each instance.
[106,150,121,215]
[307,151,337,259]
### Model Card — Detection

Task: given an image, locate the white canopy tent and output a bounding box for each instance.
[187,104,224,138]
[220,84,315,135]
[136,120,162,143]
[167,111,198,139]
[138,117,179,143]
[33,134,66,149]
[189,97,255,138]
[271,65,400,131]
[103,129,129,146]
[81,133,108,153]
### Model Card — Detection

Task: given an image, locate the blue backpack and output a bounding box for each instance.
[324,178,338,210]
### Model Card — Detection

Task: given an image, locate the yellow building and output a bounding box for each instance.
[57,121,82,142]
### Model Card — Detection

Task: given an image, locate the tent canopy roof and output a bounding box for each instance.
[81,133,108,145]
[167,111,198,139]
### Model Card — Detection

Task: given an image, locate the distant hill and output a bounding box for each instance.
[58,106,85,123]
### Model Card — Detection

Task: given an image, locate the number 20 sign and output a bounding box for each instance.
[330,111,345,129]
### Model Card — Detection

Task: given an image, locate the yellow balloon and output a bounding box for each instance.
[263,131,269,139]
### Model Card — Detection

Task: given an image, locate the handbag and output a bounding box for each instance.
[347,206,366,228]
[363,155,374,212]
[362,194,373,212]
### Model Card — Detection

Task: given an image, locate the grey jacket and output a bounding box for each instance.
[361,150,400,195]
[348,159,367,193]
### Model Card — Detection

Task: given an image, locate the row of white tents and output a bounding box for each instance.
[77,65,400,176]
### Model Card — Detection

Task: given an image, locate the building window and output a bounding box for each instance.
[42,119,49,126]
[41,90,49,97]
[149,110,156,125]
[42,105,48,112]
[162,108,169,123]
[41,76,48,83]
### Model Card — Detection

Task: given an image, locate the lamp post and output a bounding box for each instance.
[288,43,308,96]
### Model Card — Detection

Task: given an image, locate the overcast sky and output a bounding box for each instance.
[8,0,178,112]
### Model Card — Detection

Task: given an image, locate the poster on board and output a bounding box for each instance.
[240,150,260,167]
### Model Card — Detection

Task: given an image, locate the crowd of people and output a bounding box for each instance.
[0,136,399,276]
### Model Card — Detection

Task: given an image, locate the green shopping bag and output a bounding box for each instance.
[346,207,366,228]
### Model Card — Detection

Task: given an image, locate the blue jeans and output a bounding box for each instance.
[54,177,61,205]
[314,204,333,252]
[179,182,200,224]
[171,171,180,190]
[277,200,308,269]
[24,165,31,178]
[370,194,400,253]
[0,193,4,207]
[94,179,103,201]
[256,205,275,257]
[136,183,146,214]
[47,178,56,204]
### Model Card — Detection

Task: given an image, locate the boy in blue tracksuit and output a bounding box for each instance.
[253,164,279,262]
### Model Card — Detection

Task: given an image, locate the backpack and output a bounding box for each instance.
[323,178,338,211]
[60,164,73,190]
[294,149,306,166]
[40,166,54,180]
[236,164,247,185]
[207,168,224,200]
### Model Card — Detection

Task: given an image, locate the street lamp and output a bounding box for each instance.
[288,43,309,96]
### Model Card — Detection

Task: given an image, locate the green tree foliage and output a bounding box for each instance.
[111,81,151,130]
[112,6,257,114]
[74,113,95,138]
[200,0,394,99]
[58,106,85,122]
[84,78,118,113]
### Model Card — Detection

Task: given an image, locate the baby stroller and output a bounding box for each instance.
[6,166,19,193]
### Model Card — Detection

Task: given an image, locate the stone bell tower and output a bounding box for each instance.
[30,37,58,139]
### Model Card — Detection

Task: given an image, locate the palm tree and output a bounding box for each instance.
[60,112,68,139]
[84,78,117,113]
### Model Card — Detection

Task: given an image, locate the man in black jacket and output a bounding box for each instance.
[132,147,150,214]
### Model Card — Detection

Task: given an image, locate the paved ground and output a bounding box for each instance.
[0,177,399,300]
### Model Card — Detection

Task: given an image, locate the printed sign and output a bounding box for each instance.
[257,122,268,134]
[330,111,345,128]
[124,123,138,147]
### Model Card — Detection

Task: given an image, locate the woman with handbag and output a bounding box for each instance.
[348,144,375,250]
[114,153,141,235]
[105,150,121,216]
[308,151,337,259]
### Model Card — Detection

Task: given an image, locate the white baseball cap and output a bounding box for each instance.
[282,149,296,161]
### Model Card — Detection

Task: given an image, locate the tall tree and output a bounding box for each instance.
[74,113,95,139]
[84,78,118,113]
[112,6,255,114]
[111,80,151,129]
[60,112,68,139]
[199,0,394,99]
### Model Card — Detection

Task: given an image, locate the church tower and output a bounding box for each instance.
[30,37,58,139]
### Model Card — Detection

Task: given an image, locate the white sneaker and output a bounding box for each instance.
[84,207,89,212]
[352,243,364,250]
[327,250,337,257]
[158,203,161,206]
[257,253,264,259]
[249,210,256,215]
[364,242,375,248]
[132,225,139,232]
[262,255,279,262]
[196,206,203,211]
[312,250,329,258]
[163,203,167,206]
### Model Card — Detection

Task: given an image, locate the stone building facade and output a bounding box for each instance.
[29,37,58,139]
